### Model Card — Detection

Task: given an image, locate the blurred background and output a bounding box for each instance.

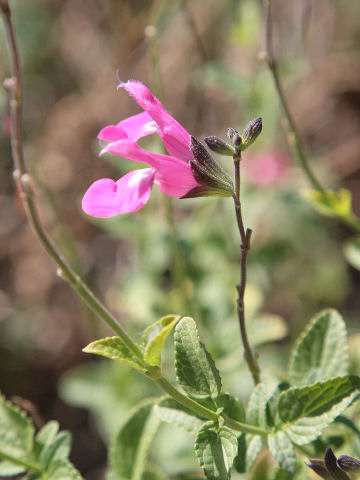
[1,0,360,478]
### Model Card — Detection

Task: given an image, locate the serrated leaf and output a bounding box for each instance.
[247,384,267,428]
[0,461,26,476]
[154,397,204,433]
[268,432,296,473]
[0,393,34,457]
[195,423,238,480]
[46,458,83,479]
[343,236,360,271]
[174,317,221,400]
[35,421,71,468]
[304,189,352,219]
[238,384,267,472]
[109,400,161,480]
[142,315,181,366]
[217,394,245,423]
[277,376,360,444]
[83,337,146,373]
[289,309,349,386]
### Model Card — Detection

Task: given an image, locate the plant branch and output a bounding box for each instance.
[233,151,261,385]
[263,0,324,193]
[1,1,144,365]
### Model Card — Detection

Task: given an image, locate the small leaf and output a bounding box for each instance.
[0,461,26,476]
[304,188,353,219]
[343,236,360,271]
[0,392,34,457]
[267,432,296,473]
[109,400,161,480]
[174,317,221,400]
[276,376,360,444]
[289,309,349,386]
[243,384,267,470]
[142,315,181,367]
[195,423,238,480]
[47,458,83,479]
[217,394,246,423]
[83,337,146,373]
[35,421,71,468]
[154,397,204,433]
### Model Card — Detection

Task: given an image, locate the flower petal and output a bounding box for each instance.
[119,80,192,161]
[98,112,158,143]
[103,139,199,197]
[82,168,155,217]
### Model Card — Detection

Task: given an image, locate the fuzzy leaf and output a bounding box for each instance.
[0,392,34,457]
[195,423,238,480]
[46,459,83,479]
[174,317,221,400]
[289,309,349,386]
[276,376,360,444]
[83,337,146,373]
[154,397,204,433]
[142,315,180,366]
[109,400,161,480]
[267,432,296,474]
[0,461,26,476]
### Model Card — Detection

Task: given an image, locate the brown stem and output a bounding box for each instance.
[233,153,261,385]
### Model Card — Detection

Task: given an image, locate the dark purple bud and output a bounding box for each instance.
[337,455,360,472]
[324,448,351,480]
[204,136,234,156]
[241,117,262,150]
[305,459,332,480]
[182,136,234,198]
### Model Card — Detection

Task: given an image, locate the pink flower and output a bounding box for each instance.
[82,80,200,217]
[242,151,289,187]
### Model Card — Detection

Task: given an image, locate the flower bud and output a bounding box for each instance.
[305,459,332,480]
[337,455,360,472]
[325,448,351,480]
[204,136,234,156]
[241,117,262,150]
[182,136,234,198]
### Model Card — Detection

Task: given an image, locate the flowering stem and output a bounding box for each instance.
[233,151,261,385]
[263,0,324,193]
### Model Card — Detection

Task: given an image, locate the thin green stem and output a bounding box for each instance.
[0,449,42,474]
[232,151,261,385]
[1,2,144,365]
[263,0,324,193]
[155,375,267,436]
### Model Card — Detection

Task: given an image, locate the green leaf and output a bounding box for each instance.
[289,309,349,386]
[142,315,181,366]
[174,317,222,400]
[109,400,161,480]
[34,421,71,468]
[0,461,26,476]
[195,423,238,480]
[241,384,267,471]
[46,459,83,479]
[304,189,352,219]
[0,392,34,457]
[83,337,146,373]
[267,432,296,473]
[217,394,246,423]
[343,236,360,271]
[276,376,360,444]
[154,397,204,433]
